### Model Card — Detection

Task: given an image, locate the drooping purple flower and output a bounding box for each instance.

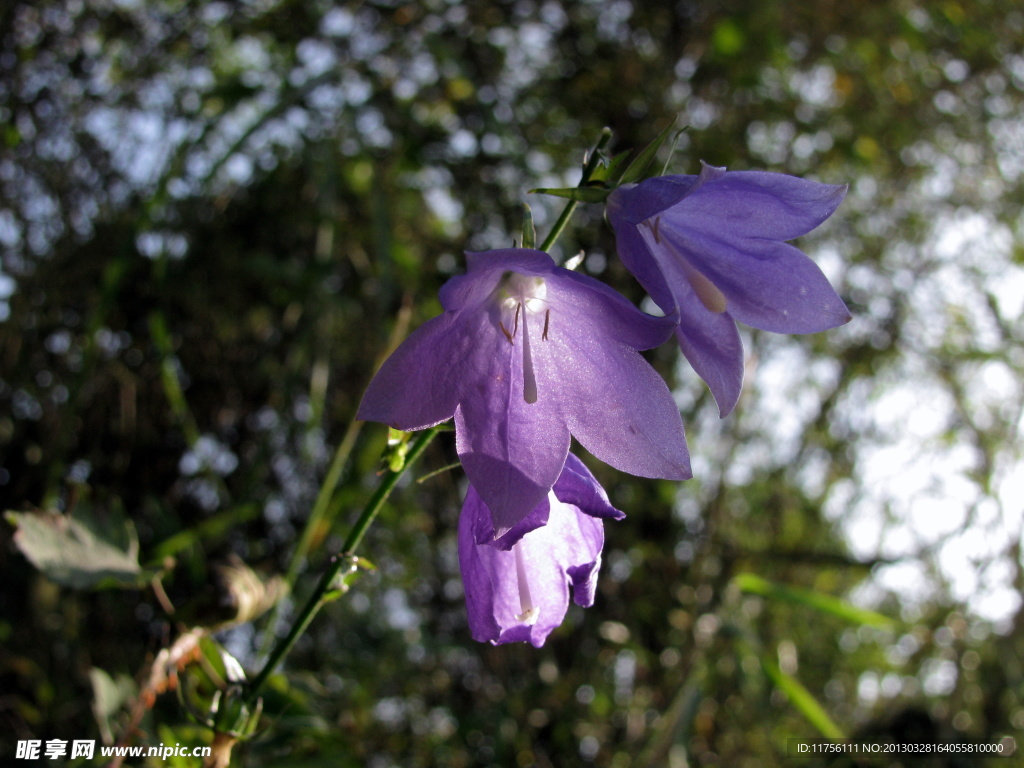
[458,452,624,647]
[358,248,690,538]
[607,162,851,417]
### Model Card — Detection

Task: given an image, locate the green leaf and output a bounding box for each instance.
[529,186,610,204]
[735,573,894,628]
[618,119,677,185]
[6,507,161,590]
[761,654,845,739]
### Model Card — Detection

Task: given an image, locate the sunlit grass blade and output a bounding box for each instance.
[760,654,845,740]
[735,573,894,628]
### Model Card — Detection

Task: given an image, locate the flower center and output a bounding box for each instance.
[493,272,551,404]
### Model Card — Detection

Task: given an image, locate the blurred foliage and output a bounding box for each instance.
[1,0,1023,765]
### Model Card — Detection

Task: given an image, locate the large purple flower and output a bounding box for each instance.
[607,162,851,417]
[458,452,624,647]
[357,248,690,537]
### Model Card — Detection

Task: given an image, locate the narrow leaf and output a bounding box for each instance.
[618,119,677,185]
[530,186,611,204]
[761,655,845,740]
[735,573,894,628]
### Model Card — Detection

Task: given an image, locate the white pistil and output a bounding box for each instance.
[492,273,549,403]
[514,543,539,625]
[521,302,538,404]
[642,218,728,314]
[683,261,728,313]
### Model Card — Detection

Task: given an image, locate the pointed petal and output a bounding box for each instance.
[457,493,506,643]
[658,223,851,333]
[538,322,691,481]
[607,171,715,226]
[357,311,469,430]
[454,325,571,538]
[485,494,551,552]
[559,511,605,608]
[554,453,625,521]
[674,169,847,241]
[675,315,745,418]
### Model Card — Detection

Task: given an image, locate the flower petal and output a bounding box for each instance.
[640,240,745,416]
[458,485,605,647]
[536,316,691,480]
[484,497,551,552]
[553,258,677,348]
[607,220,679,319]
[553,453,625,521]
[674,315,745,418]
[356,311,470,430]
[657,223,851,333]
[454,324,571,538]
[671,167,847,241]
[608,174,703,226]
[439,249,556,310]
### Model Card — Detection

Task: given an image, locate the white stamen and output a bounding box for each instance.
[521,303,538,404]
[514,543,538,625]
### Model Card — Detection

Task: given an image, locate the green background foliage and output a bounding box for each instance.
[1,0,1022,765]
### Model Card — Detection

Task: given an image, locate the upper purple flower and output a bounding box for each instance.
[357,248,690,537]
[607,162,851,417]
[458,452,624,647]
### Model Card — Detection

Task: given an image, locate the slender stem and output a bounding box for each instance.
[244,425,441,706]
[538,127,613,253]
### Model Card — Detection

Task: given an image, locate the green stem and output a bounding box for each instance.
[244,425,441,706]
[538,127,613,253]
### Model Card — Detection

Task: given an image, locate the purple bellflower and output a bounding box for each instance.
[458,452,624,646]
[607,162,851,417]
[357,248,690,538]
